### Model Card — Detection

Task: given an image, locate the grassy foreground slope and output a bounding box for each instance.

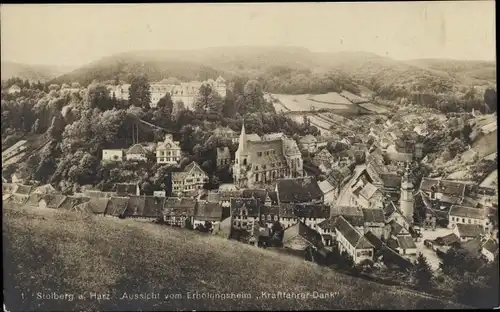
[3,206,465,311]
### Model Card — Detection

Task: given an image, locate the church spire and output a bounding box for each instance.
[238,121,247,152]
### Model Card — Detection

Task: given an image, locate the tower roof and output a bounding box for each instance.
[401,164,413,190]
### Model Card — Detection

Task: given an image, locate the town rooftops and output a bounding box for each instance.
[482,238,499,254]
[335,216,374,250]
[455,223,484,238]
[276,177,323,203]
[115,183,138,196]
[195,201,223,221]
[434,233,460,246]
[362,208,385,223]
[79,198,110,214]
[105,196,130,217]
[279,202,296,218]
[389,220,407,236]
[164,197,197,217]
[358,182,380,201]
[127,144,148,155]
[293,203,330,219]
[230,198,260,217]
[317,216,337,232]
[241,189,268,203]
[283,221,323,248]
[41,194,67,209]
[381,173,402,189]
[449,205,485,219]
[364,231,384,249]
[59,196,91,211]
[419,178,466,197]
[318,180,335,194]
[219,190,242,201]
[14,184,32,195]
[260,204,280,216]
[143,196,166,218]
[33,184,56,194]
[25,193,44,206]
[396,235,417,250]
[172,161,207,181]
[2,183,18,194]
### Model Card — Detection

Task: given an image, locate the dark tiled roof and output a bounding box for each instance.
[381,173,402,189]
[434,233,460,246]
[195,201,223,221]
[143,196,165,217]
[397,235,417,250]
[84,198,110,214]
[279,202,296,218]
[241,189,268,203]
[59,196,90,210]
[386,237,399,249]
[267,191,278,205]
[326,169,344,187]
[260,205,280,216]
[276,177,323,203]
[41,194,67,209]
[419,178,439,192]
[293,203,330,219]
[26,193,44,206]
[461,237,483,257]
[362,208,385,223]
[364,231,384,249]
[335,216,374,250]
[317,216,337,231]
[124,196,147,217]
[14,184,32,195]
[456,223,484,238]
[115,183,138,196]
[482,238,499,254]
[33,184,56,194]
[164,197,197,217]
[389,220,405,236]
[283,221,323,248]
[419,178,466,197]
[105,196,130,216]
[230,198,260,217]
[219,190,242,200]
[449,205,485,219]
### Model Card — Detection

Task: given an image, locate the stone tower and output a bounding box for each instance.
[233,122,249,188]
[400,164,414,223]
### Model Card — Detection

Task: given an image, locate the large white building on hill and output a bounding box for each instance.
[108,76,227,109]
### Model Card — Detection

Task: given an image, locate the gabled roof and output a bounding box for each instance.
[293,203,330,219]
[455,223,484,238]
[81,198,110,214]
[364,231,384,249]
[219,190,242,200]
[105,196,130,216]
[115,183,138,196]
[283,221,323,248]
[60,196,91,211]
[144,196,165,217]
[396,235,417,250]
[389,220,406,236]
[318,180,335,194]
[123,195,148,217]
[279,202,296,218]
[164,197,197,217]
[276,177,323,203]
[195,201,223,221]
[358,183,380,201]
[127,144,148,155]
[267,191,278,204]
[335,216,374,250]
[173,161,207,181]
[230,198,260,217]
[14,184,32,195]
[40,194,67,209]
[482,238,499,254]
[434,233,460,246]
[449,205,485,219]
[260,205,280,216]
[419,178,466,197]
[241,189,268,203]
[25,193,44,206]
[362,208,385,223]
[317,216,337,231]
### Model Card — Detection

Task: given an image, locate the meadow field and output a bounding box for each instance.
[3,205,464,311]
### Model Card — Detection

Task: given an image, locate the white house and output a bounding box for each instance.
[102,149,124,162]
[8,84,21,94]
[318,180,336,204]
[335,216,374,264]
[171,161,209,196]
[386,234,418,260]
[156,134,181,165]
[448,205,489,230]
[481,238,499,262]
[153,191,166,197]
[125,144,148,162]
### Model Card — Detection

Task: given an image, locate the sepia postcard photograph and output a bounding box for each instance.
[1,2,498,311]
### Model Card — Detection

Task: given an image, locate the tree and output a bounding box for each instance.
[412,253,434,290]
[483,88,497,113]
[31,118,41,134]
[243,80,265,114]
[156,93,174,116]
[129,75,151,108]
[86,82,112,110]
[194,83,223,115]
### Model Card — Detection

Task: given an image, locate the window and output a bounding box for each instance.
[468,219,471,224]
[462,218,465,223]
[257,152,262,157]
[243,159,247,165]
[255,165,259,170]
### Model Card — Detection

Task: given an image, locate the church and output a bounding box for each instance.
[232,123,303,189]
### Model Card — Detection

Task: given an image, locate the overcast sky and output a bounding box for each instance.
[1,2,496,67]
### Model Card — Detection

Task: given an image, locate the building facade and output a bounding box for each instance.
[233,124,303,189]
[102,149,123,162]
[156,134,181,164]
[172,162,209,196]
